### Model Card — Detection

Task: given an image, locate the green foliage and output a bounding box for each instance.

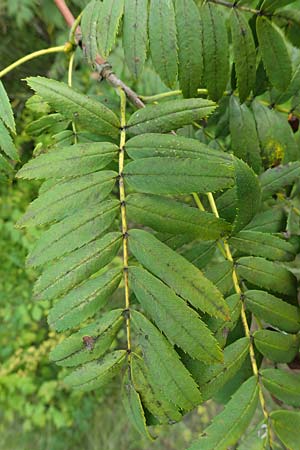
[3,0,300,448]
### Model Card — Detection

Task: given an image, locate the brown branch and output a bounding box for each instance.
[54,0,75,27]
[53,0,145,109]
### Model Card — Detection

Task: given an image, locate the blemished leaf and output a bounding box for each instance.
[253,329,300,363]
[81,0,102,65]
[17,142,118,179]
[245,290,300,333]
[200,3,229,101]
[123,0,148,79]
[127,98,216,135]
[252,100,298,166]
[126,133,232,162]
[122,369,153,440]
[0,80,15,133]
[260,162,300,200]
[229,96,262,174]
[236,256,297,297]
[64,350,126,391]
[126,194,231,240]
[271,410,300,450]
[185,337,250,401]
[97,0,124,59]
[27,199,119,267]
[124,157,234,195]
[230,231,296,261]
[0,119,18,160]
[188,377,259,450]
[230,10,256,103]
[48,268,122,331]
[256,17,292,91]
[131,355,182,424]
[149,0,178,88]
[174,0,203,98]
[26,77,120,138]
[131,310,202,411]
[261,368,300,407]
[50,309,123,366]
[17,170,117,227]
[129,266,222,363]
[129,229,230,320]
[34,232,122,301]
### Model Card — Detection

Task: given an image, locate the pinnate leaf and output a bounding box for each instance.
[129,229,230,320]
[188,377,259,450]
[130,266,222,363]
[64,350,126,391]
[127,98,216,135]
[131,310,202,411]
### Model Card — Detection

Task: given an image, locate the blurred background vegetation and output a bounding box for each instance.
[0,1,219,448]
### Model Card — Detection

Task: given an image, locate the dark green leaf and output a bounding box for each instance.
[48,268,122,331]
[200,3,229,101]
[34,232,122,301]
[245,290,300,333]
[174,0,203,98]
[127,194,231,239]
[131,355,182,424]
[81,0,102,65]
[180,241,216,270]
[129,229,230,320]
[229,96,262,174]
[17,170,117,227]
[0,119,18,160]
[131,310,202,411]
[261,0,297,12]
[123,0,148,78]
[254,329,300,363]
[185,337,250,401]
[126,133,232,162]
[230,11,256,103]
[271,410,300,450]
[17,142,118,179]
[0,80,15,133]
[188,377,259,450]
[130,266,222,363]
[232,158,261,233]
[236,256,297,297]
[124,157,234,195]
[230,231,295,261]
[122,368,153,440]
[149,0,177,88]
[127,99,216,135]
[261,368,300,407]
[252,100,298,166]
[27,199,119,267]
[204,261,234,296]
[50,309,123,366]
[97,0,124,59]
[26,77,120,138]
[260,162,300,200]
[64,350,126,391]
[256,17,292,91]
